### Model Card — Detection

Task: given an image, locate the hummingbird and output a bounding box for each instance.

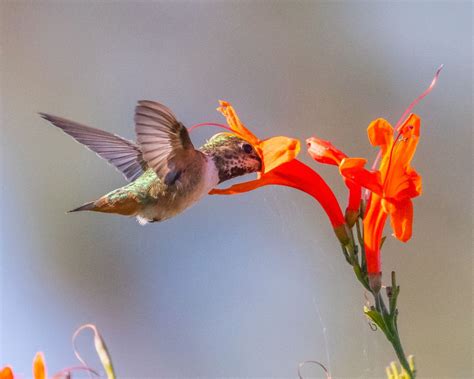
[40,100,262,224]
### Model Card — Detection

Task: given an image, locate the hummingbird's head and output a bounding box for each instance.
[201,133,262,183]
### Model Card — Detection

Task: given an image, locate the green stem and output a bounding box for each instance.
[355,219,366,272]
[389,327,414,379]
[343,243,370,291]
[373,292,414,378]
[344,221,415,378]
[353,264,370,292]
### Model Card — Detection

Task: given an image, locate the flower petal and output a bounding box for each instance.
[306,137,360,223]
[397,113,421,135]
[367,118,394,153]
[339,157,383,195]
[33,352,46,379]
[210,177,270,195]
[364,194,388,274]
[217,101,259,145]
[389,168,422,201]
[344,178,362,213]
[216,100,300,175]
[388,198,413,242]
[0,367,14,379]
[211,159,345,227]
[384,114,421,199]
[260,136,300,173]
[306,137,347,166]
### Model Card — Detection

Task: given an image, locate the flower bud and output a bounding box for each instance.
[334,224,350,246]
[306,137,346,165]
[345,209,359,228]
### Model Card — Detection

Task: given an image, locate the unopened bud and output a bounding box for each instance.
[334,224,350,246]
[345,209,359,228]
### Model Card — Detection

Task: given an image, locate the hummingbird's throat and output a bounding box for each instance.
[212,156,258,183]
[200,134,262,184]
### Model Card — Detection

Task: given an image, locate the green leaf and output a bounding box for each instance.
[364,306,391,338]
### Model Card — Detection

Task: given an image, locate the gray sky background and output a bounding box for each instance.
[1,1,472,378]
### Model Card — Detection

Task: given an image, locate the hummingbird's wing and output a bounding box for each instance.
[134,100,200,186]
[39,113,147,181]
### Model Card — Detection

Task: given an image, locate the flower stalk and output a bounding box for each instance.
[341,216,415,378]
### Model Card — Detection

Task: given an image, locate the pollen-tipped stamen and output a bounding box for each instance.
[370,64,444,171]
[188,122,234,133]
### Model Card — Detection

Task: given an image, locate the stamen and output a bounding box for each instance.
[188,122,234,133]
[393,64,444,132]
[370,64,444,171]
[362,65,444,200]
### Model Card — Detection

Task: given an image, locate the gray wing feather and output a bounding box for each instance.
[39,113,147,181]
[134,100,198,184]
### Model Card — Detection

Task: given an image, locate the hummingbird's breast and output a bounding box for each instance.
[135,155,219,224]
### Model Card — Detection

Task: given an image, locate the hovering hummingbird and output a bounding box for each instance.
[40,100,262,224]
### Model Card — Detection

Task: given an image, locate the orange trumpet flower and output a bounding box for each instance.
[306,137,362,226]
[212,101,301,174]
[339,114,422,274]
[209,101,346,232]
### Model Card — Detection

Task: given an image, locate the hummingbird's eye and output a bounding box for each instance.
[242,143,253,154]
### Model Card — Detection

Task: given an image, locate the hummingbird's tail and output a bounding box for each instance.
[68,202,96,213]
[68,188,141,216]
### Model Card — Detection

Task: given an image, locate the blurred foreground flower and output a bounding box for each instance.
[0,367,13,379]
[386,356,416,379]
[0,324,114,379]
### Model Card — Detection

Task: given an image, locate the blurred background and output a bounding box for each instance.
[1,1,472,378]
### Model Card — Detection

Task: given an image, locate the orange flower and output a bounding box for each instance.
[0,367,14,379]
[212,159,345,228]
[212,101,301,175]
[33,352,47,379]
[306,137,362,226]
[339,114,422,273]
[209,101,345,230]
[306,138,346,166]
[0,352,47,379]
